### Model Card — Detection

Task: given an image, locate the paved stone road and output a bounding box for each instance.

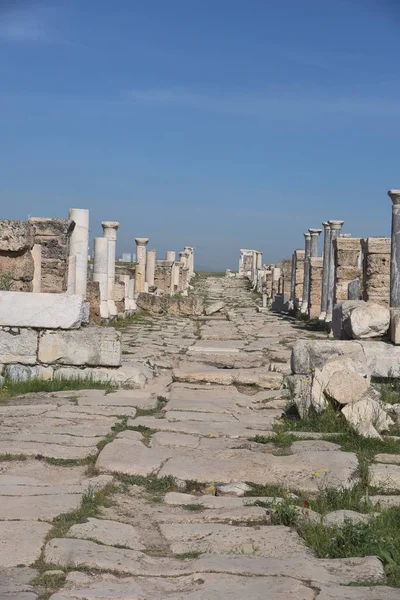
[1,277,399,599]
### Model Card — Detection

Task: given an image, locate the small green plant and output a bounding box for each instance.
[0,269,14,291]
[182,503,205,511]
[135,396,168,418]
[175,550,202,560]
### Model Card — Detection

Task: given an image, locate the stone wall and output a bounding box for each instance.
[0,291,123,384]
[0,220,35,291]
[29,217,72,293]
[308,257,323,319]
[361,237,390,307]
[333,237,362,303]
[0,218,72,294]
[154,260,174,295]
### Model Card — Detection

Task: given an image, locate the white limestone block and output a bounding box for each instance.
[0,292,85,329]
[38,327,121,367]
[0,329,38,365]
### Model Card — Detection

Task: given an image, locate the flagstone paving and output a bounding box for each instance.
[1,276,400,598]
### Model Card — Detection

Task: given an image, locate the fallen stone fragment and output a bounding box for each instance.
[205,301,225,315]
[342,396,394,435]
[215,482,253,496]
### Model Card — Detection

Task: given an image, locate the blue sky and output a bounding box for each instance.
[1,0,399,269]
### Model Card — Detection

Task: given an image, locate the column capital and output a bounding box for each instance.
[303,232,311,239]
[309,228,322,236]
[135,237,149,246]
[328,220,344,230]
[322,221,330,229]
[388,189,400,204]
[101,221,119,230]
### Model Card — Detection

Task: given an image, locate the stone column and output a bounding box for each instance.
[184,246,194,279]
[93,236,109,319]
[388,190,400,307]
[134,238,149,294]
[102,221,119,317]
[325,220,344,322]
[31,244,42,293]
[319,221,331,320]
[146,249,156,287]
[256,251,263,270]
[172,261,180,293]
[309,228,322,258]
[67,208,89,297]
[300,232,311,314]
[166,251,176,262]
[128,278,137,310]
[288,252,296,311]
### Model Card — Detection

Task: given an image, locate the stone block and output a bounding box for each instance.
[0,220,33,252]
[0,252,34,290]
[333,301,390,340]
[0,329,38,364]
[348,280,361,300]
[336,266,362,281]
[291,339,366,375]
[5,364,53,382]
[0,292,85,329]
[29,217,73,237]
[38,327,121,367]
[39,259,67,293]
[205,301,225,316]
[361,237,390,254]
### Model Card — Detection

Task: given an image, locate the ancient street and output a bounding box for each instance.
[1,276,398,600]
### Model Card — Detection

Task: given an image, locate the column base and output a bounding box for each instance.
[300,303,308,314]
[319,311,326,321]
[108,300,118,317]
[325,313,332,323]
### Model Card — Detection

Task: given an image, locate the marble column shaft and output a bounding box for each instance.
[289,252,296,310]
[135,238,149,294]
[320,221,331,320]
[146,249,157,286]
[325,220,344,321]
[300,233,311,313]
[67,208,89,297]
[166,251,176,262]
[102,221,119,316]
[93,236,109,319]
[389,190,400,307]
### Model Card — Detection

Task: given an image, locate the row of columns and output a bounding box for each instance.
[289,220,345,322]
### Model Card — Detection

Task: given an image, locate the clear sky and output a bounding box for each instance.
[1,0,399,270]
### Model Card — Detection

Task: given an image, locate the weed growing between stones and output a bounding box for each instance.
[182,503,205,511]
[378,377,400,405]
[301,508,400,587]
[32,483,117,598]
[112,310,151,328]
[0,374,115,399]
[128,424,155,446]
[175,550,202,560]
[118,474,175,503]
[134,396,168,418]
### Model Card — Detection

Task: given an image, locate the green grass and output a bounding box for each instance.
[300,508,400,587]
[378,377,400,405]
[118,474,175,502]
[182,503,205,511]
[283,405,348,433]
[0,374,115,399]
[112,310,152,328]
[0,453,27,461]
[175,550,202,559]
[250,423,296,448]
[128,425,155,445]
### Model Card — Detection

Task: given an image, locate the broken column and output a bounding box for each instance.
[93,236,109,319]
[102,221,119,316]
[184,246,195,279]
[166,251,176,262]
[134,238,149,294]
[300,232,311,314]
[325,220,344,322]
[333,237,362,303]
[272,266,281,298]
[146,249,157,288]
[319,221,331,320]
[389,190,400,307]
[67,208,89,297]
